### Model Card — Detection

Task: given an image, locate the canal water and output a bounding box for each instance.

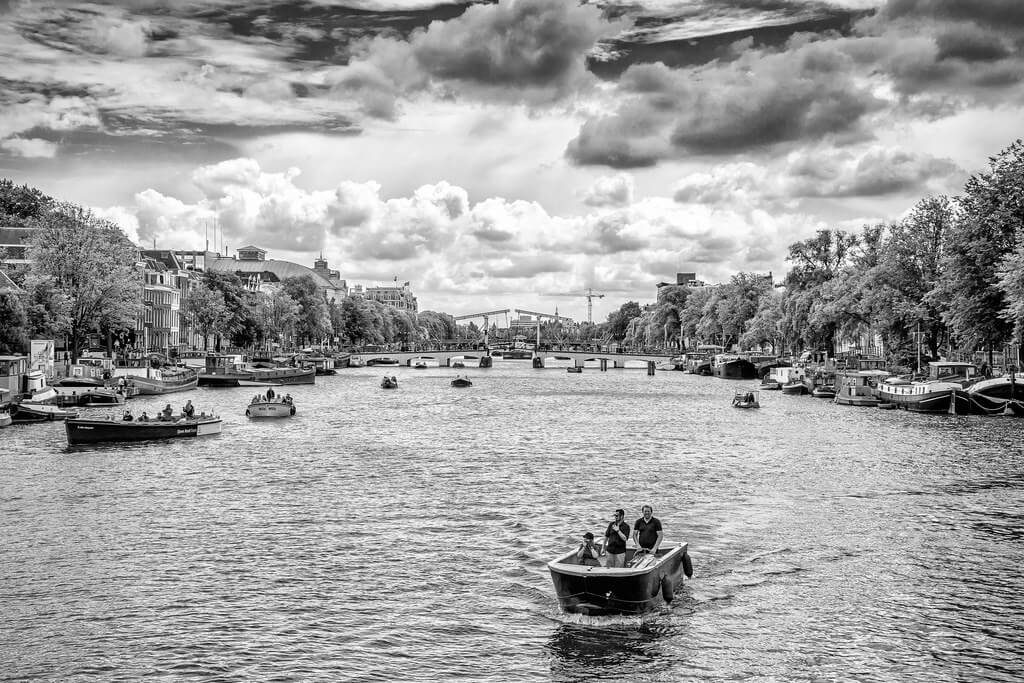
[2,362,1022,681]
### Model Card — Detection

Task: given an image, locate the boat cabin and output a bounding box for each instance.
[0,356,31,394]
[769,365,806,384]
[203,354,245,375]
[928,361,977,382]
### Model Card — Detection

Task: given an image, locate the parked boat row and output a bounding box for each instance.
[756,357,1024,416]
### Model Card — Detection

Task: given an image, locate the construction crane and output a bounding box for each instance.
[513,309,574,347]
[452,309,510,347]
[545,288,605,323]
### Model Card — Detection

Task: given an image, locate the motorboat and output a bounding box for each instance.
[65,414,222,445]
[834,370,888,407]
[811,385,837,399]
[450,360,466,368]
[368,357,400,367]
[567,366,583,373]
[348,356,366,368]
[246,397,296,418]
[12,401,79,423]
[548,543,692,616]
[413,361,429,369]
[780,381,808,395]
[876,362,976,414]
[451,376,473,388]
[381,376,399,389]
[732,390,760,408]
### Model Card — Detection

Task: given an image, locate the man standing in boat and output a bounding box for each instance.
[602,509,630,568]
[632,505,663,555]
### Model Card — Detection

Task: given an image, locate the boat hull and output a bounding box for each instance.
[65,416,222,444]
[12,403,79,422]
[548,545,689,616]
[713,359,758,380]
[125,371,198,395]
[967,376,1024,416]
[876,386,972,414]
[245,401,295,418]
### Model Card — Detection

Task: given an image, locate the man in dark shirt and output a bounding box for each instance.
[633,505,663,554]
[602,509,630,568]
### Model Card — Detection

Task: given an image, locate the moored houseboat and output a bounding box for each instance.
[966,373,1024,415]
[876,362,977,414]
[198,354,314,387]
[712,354,758,380]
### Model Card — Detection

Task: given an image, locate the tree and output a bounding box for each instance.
[0,178,53,225]
[183,281,231,351]
[938,139,1024,355]
[338,296,379,346]
[258,289,300,346]
[606,301,641,341]
[203,271,260,349]
[280,275,331,347]
[782,229,861,355]
[0,289,28,353]
[25,202,140,363]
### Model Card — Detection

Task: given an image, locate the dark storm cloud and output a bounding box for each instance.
[883,0,1024,28]
[934,24,1012,62]
[568,37,883,166]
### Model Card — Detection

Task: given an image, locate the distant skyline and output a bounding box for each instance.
[1,0,1022,321]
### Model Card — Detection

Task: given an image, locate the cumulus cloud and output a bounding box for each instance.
[581,173,635,208]
[87,15,151,57]
[0,137,58,158]
[337,0,618,106]
[672,146,964,206]
[101,156,831,309]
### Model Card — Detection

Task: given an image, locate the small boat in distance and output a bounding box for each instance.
[567,366,583,373]
[451,360,466,368]
[381,376,399,389]
[65,413,222,445]
[548,543,692,616]
[413,360,429,369]
[451,376,472,388]
[368,357,400,366]
[732,390,760,408]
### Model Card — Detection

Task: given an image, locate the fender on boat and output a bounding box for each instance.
[683,549,693,578]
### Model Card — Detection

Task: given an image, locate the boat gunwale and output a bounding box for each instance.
[547,542,687,578]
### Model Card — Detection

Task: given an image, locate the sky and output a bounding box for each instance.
[1,0,1022,323]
